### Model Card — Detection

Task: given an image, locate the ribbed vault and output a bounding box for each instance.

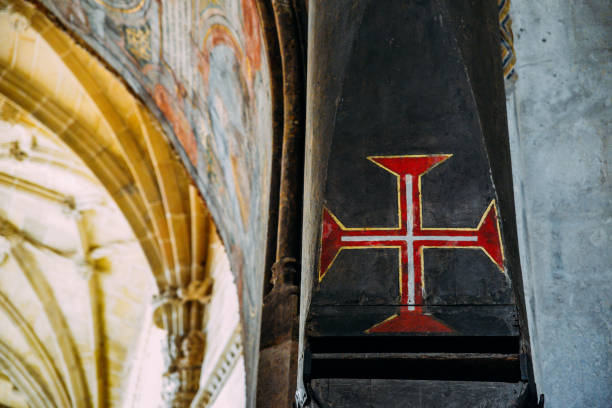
[0,2,245,407]
[0,96,159,407]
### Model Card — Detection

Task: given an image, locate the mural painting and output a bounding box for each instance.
[34,0,274,395]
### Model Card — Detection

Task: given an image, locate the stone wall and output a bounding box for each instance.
[507,1,611,406]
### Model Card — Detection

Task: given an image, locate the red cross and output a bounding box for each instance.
[319,155,505,333]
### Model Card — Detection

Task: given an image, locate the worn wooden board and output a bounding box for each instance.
[32,0,277,398]
[310,379,526,408]
[308,305,519,337]
[299,0,539,405]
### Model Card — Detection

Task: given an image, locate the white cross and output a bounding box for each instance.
[341,177,477,310]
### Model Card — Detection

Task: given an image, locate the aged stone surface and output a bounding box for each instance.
[0,95,156,407]
[258,258,300,407]
[159,330,206,407]
[507,0,612,406]
[154,290,210,407]
[257,340,299,407]
[27,2,277,401]
[255,0,306,404]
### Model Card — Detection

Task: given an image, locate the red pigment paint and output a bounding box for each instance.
[319,155,505,333]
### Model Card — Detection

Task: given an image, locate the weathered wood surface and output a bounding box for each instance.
[311,353,519,361]
[304,0,521,338]
[310,379,526,408]
[308,305,519,337]
[308,335,519,354]
[309,354,520,383]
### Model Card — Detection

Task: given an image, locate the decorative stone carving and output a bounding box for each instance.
[161,335,181,407]
[155,288,210,408]
[159,331,206,408]
[179,331,205,368]
[194,325,243,407]
[0,1,30,32]
[8,141,27,161]
[162,335,180,373]
[270,256,299,291]
[161,371,181,408]
[177,331,205,405]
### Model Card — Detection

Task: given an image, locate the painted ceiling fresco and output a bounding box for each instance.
[33,0,274,397]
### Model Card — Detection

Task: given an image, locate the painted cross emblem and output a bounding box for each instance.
[319,155,505,333]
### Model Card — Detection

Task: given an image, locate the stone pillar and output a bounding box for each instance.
[154,286,210,408]
[256,0,305,406]
[507,0,612,405]
[297,0,539,406]
[257,257,300,407]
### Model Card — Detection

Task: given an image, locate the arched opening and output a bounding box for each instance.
[0,3,246,406]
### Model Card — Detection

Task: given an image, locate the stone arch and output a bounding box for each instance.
[0,2,246,406]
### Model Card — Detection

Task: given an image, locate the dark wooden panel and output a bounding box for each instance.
[309,353,521,382]
[311,352,519,361]
[310,356,520,383]
[306,0,518,338]
[300,0,539,403]
[308,305,519,337]
[309,336,519,355]
[310,379,526,408]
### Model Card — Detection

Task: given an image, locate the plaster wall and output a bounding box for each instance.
[507,1,611,406]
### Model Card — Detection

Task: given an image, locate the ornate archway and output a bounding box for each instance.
[0,2,245,406]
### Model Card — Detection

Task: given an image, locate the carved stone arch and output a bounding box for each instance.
[14,1,291,403]
[0,2,245,406]
[0,0,206,302]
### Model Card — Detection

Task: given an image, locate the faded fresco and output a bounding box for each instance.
[34,0,274,395]
[305,0,520,345]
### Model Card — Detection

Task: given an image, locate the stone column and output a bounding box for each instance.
[154,284,211,408]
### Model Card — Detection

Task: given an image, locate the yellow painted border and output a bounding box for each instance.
[319,243,403,298]
[364,313,399,334]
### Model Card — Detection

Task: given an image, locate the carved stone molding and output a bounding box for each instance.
[154,285,212,408]
[193,325,243,407]
[161,330,206,408]
[0,0,30,32]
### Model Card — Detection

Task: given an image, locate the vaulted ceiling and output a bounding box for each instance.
[0,98,158,407]
[0,2,245,407]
